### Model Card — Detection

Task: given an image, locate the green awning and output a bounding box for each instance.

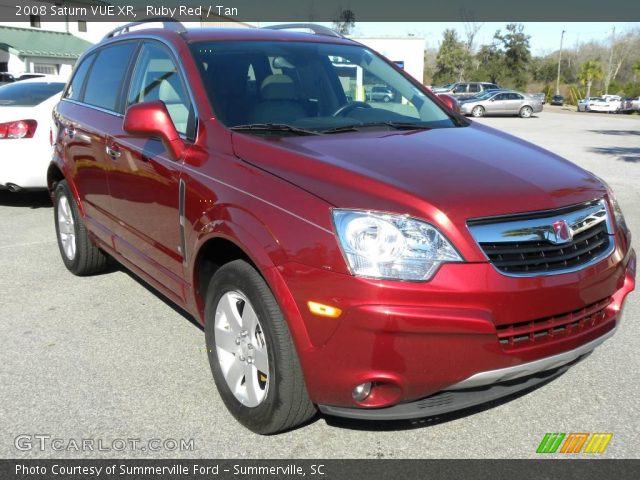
[0,26,93,59]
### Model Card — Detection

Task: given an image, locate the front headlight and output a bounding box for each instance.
[332,209,463,281]
[612,196,628,234]
[592,173,628,234]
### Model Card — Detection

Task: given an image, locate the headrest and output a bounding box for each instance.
[260,74,298,101]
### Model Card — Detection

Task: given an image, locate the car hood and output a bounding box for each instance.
[231,122,605,229]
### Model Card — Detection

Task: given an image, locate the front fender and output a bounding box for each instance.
[189,207,314,352]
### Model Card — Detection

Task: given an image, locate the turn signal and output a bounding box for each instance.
[307,301,342,318]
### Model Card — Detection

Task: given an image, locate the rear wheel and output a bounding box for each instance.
[471,105,485,117]
[204,260,316,434]
[54,180,109,276]
[383,95,391,103]
[519,105,533,118]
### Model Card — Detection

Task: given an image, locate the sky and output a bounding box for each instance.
[260,22,639,55]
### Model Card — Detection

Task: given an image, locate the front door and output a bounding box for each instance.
[106,41,196,299]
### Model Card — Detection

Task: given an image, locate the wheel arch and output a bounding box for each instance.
[190,221,313,351]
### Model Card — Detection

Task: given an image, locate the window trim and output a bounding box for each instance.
[62,51,96,103]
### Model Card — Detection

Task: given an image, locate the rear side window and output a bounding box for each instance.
[84,42,136,112]
[127,42,194,138]
[0,82,65,106]
[64,53,94,101]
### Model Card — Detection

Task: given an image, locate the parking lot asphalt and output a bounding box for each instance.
[1,110,638,459]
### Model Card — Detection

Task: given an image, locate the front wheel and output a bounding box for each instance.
[471,105,485,117]
[519,105,533,118]
[54,180,109,276]
[204,260,316,434]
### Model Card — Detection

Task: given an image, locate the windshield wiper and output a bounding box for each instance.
[230,123,321,136]
[323,121,433,134]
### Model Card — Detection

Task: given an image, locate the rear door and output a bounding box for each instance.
[505,92,525,114]
[57,42,137,245]
[106,41,196,299]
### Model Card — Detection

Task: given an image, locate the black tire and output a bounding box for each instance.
[204,260,316,434]
[54,180,109,276]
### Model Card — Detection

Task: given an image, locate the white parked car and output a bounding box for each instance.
[588,95,622,113]
[0,77,66,191]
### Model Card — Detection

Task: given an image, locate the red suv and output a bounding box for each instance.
[49,20,636,434]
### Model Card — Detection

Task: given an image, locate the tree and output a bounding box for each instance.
[494,23,531,89]
[633,60,640,83]
[578,60,604,99]
[433,29,472,85]
[332,9,355,35]
[603,30,634,94]
[475,43,505,84]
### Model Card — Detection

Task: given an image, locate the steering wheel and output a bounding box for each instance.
[331,101,372,117]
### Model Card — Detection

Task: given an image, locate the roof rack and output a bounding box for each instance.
[103,17,186,40]
[262,23,344,39]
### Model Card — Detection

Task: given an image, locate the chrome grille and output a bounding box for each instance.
[468,199,614,276]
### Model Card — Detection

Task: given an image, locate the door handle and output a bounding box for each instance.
[105,145,121,159]
[64,126,76,138]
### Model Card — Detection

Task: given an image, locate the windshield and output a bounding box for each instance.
[0,82,64,106]
[190,41,457,133]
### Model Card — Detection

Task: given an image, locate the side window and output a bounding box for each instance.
[494,93,508,101]
[468,84,480,93]
[64,53,94,101]
[453,84,467,93]
[84,42,136,112]
[127,42,194,139]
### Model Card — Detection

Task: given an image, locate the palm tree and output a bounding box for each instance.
[578,60,604,99]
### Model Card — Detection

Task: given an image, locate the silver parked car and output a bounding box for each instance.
[459,90,543,118]
[577,97,596,112]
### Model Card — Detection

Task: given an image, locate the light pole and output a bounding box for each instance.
[555,30,566,96]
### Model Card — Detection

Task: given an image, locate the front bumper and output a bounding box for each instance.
[280,244,635,414]
[318,328,612,420]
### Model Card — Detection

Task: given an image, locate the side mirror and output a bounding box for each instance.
[123,101,185,160]
[436,94,458,112]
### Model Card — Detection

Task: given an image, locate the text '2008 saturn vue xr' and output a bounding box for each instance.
[48,20,636,434]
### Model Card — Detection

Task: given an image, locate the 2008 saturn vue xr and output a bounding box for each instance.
[48,20,636,434]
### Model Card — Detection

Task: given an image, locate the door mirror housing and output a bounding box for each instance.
[436,94,458,112]
[123,101,185,160]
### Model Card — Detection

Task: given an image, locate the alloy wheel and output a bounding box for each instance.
[57,195,76,260]
[214,290,269,407]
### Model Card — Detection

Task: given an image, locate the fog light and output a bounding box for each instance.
[352,382,372,402]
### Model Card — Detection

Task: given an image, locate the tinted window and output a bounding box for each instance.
[84,42,136,112]
[468,84,480,93]
[64,53,94,101]
[0,81,65,106]
[452,84,467,93]
[127,42,194,138]
[494,93,508,100]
